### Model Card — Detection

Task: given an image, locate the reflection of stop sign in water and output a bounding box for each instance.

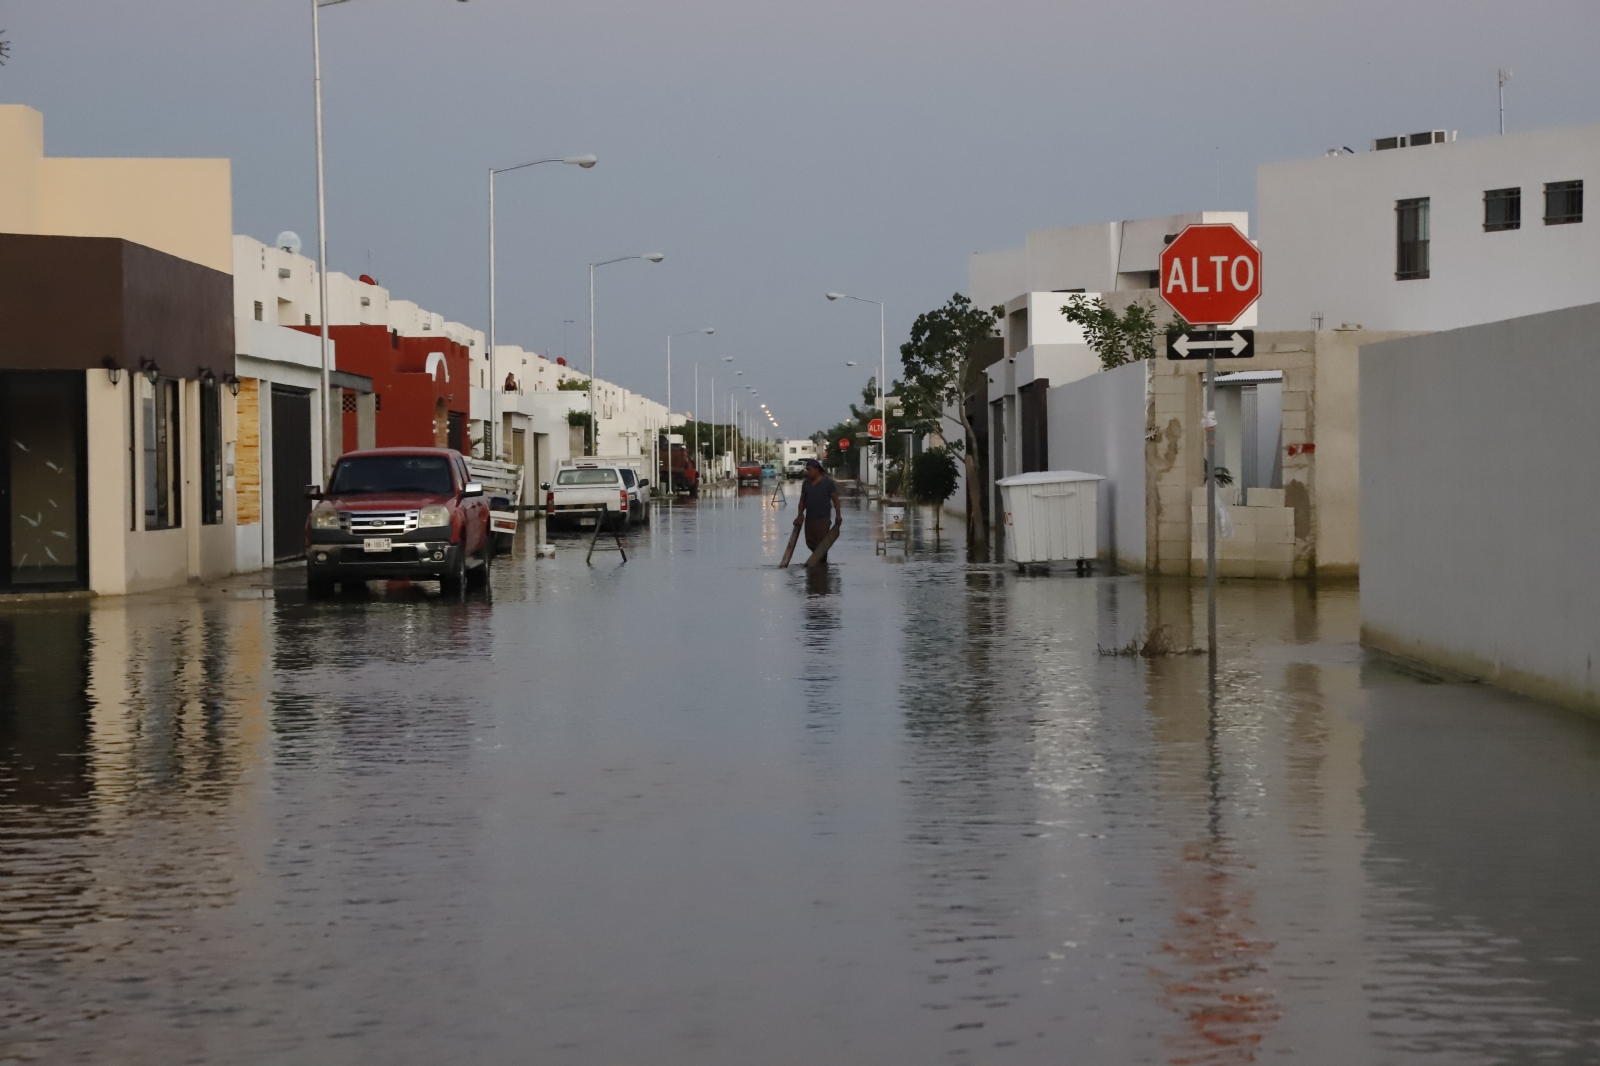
[1158,224,1261,326]
[839,439,850,450]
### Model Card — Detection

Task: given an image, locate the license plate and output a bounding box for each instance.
[579,517,597,527]
[362,537,393,552]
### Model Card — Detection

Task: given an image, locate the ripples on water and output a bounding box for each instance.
[2,495,1599,1064]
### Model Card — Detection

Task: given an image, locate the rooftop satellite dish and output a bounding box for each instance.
[276,231,302,255]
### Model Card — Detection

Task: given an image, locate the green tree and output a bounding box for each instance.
[1061,296,1187,370]
[556,377,591,391]
[908,447,959,530]
[898,293,1001,553]
[566,409,593,452]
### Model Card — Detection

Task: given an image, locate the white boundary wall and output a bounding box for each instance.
[1045,360,1147,570]
[1361,303,1600,713]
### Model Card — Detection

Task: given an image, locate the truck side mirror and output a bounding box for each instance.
[304,484,322,500]
[540,482,551,492]
[638,478,650,488]
[463,482,485,498]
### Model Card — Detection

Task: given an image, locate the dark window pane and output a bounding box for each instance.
[1544,180,1583,225]
[1484,187,1521,231]
[1396,198,1430,279]
[201,380,223,525]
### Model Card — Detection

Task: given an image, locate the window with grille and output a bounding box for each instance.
[200,379,223,524]
[1544,180,1583,225]
[1484,188,1520,231]
[253,300,264,321]
[342,392,358,414]
[1395,198,1430,280]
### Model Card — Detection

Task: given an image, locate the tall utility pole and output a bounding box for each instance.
[311,0,334,478]
[1499,69,1512,135]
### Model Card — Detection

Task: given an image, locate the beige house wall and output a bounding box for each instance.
[1145,329,1415,579]
[40,157,233,274]
[0,105,231,274]
[0,106,44,233]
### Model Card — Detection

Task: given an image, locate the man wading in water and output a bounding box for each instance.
[788,459,841,566]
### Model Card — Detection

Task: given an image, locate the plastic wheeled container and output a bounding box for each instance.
[995,470,1105,575]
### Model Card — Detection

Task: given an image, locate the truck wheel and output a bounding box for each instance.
[440,546,467,595]
[468,534,493,591]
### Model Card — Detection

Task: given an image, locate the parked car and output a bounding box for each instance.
[761,462,777,479]
[736,461,763,486]
[546,463,635,530]
[785,460,807,479]
[305,447,492,595]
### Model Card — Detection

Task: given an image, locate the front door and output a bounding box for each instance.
[0,371,88,591]
[270,385,312,562]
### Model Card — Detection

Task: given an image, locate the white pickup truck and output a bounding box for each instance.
[544,462,640,531]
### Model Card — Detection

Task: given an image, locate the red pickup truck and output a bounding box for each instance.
[736,460,763,486]
[304,447,492,596]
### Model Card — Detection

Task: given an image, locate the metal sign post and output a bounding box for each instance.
[1159,225,1263,660]
[1205,352,1217,658]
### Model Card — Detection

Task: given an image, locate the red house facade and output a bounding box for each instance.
[292,325,472,454]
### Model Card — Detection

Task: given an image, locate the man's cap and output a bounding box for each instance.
[804,458,822,470]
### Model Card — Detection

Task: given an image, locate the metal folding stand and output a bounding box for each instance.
[586,507,627,565]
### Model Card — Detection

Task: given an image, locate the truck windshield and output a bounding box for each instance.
[556,468,619,486]
[330,455,454,495]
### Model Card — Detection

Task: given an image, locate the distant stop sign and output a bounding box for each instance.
[839,438,851,450]
[1158,224,1261,326]
[867,418,884,439]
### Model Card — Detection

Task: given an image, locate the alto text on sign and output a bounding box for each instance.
[1158,224,1261,326]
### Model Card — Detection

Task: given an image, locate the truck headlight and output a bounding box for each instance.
[311,508,340,530]
[418,505,450,528]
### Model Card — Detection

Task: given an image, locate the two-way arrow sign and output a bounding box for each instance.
[1166,329,1254,360]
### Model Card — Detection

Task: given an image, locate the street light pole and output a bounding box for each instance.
[826,291,886,498]
[663,328,713,492]
[488,154,596,461]
[311,0,467,477]
[588,253,665,456]
[311,0,335,478]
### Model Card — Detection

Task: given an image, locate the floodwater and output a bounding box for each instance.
[4,486,1600,1064]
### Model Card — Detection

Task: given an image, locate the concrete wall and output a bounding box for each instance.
[0,105,232,274]
[1259,122,1600,332]
[41,158,233,275]
[1045,359,1147,569]
[1361,302,1600,714]
[1145,330,1412,578]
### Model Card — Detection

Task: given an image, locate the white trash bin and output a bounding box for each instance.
[996,470,1105,573]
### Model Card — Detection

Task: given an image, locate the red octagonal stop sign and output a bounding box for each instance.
[1158,224,1261,326]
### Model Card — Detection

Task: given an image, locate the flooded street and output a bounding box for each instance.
[4,488,1600,1065]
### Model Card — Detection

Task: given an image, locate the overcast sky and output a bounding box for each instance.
[6,0,1599,434]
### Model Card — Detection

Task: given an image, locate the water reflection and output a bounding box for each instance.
[1,504,1599,1063]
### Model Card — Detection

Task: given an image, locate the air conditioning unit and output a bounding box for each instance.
[1372,130,1457,151]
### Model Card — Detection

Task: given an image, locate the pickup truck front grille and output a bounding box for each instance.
[341,510,420,535]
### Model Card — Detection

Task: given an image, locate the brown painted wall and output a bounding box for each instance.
[0,233,233,380]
